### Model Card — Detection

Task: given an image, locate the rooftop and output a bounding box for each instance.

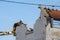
[45,8,60,19]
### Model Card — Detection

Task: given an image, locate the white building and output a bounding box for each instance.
[15,5,47,40]
[14,5,60,40]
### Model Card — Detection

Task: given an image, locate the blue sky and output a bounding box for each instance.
[0,0,60,40]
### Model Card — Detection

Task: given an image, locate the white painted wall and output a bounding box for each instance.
[16,24,27,40]
[26,33,34,40]
[33,12,46,40]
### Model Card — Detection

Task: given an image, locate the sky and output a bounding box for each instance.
[0,0,60,40]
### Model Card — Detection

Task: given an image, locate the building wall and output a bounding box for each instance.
[46,23,52,40]
[26,33,34,40]
[49,28,60,40]
[33,12,46,40]
[16,24,27,40]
